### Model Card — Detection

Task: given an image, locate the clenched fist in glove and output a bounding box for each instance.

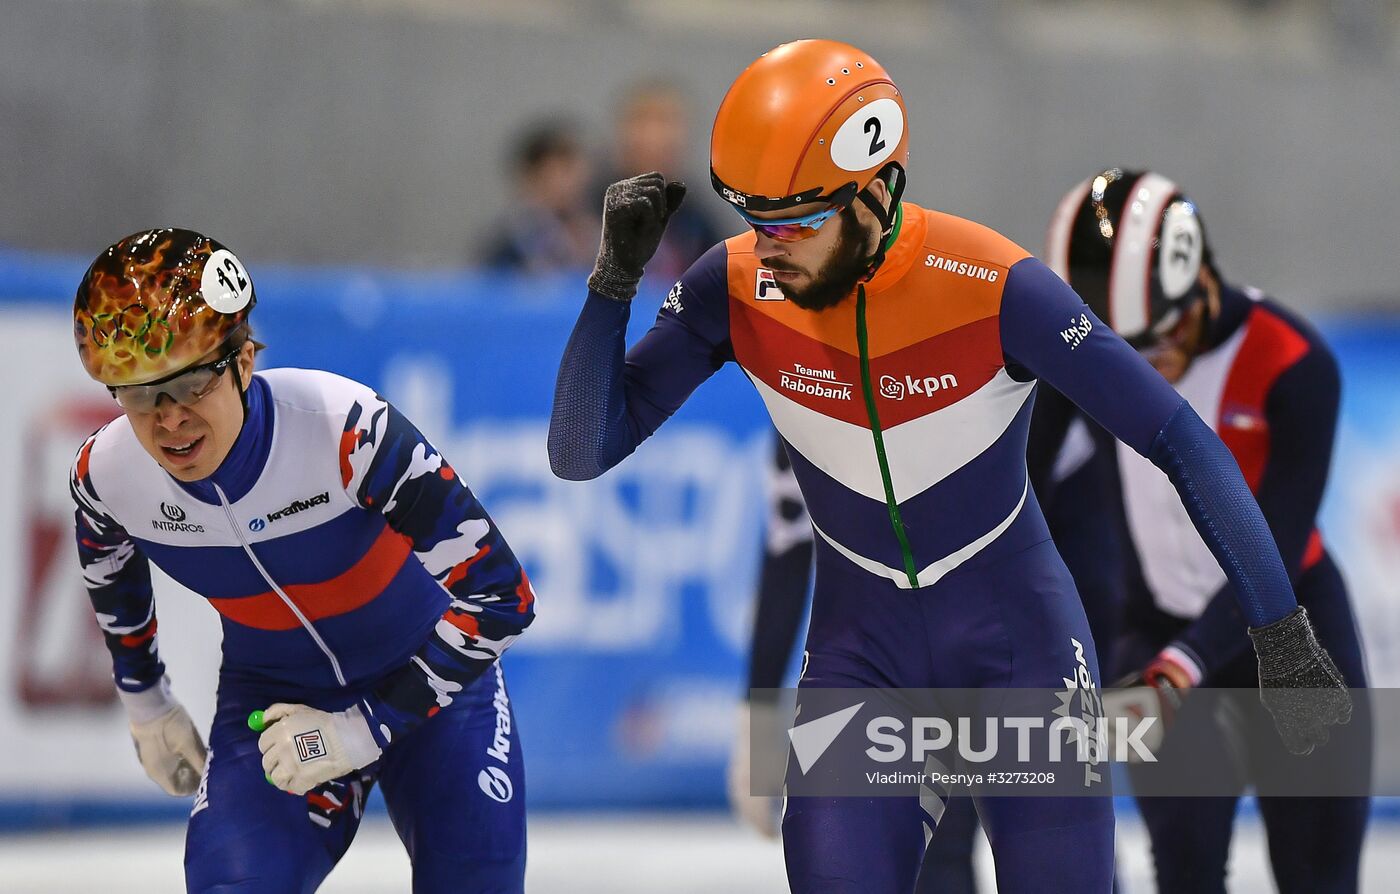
[257,703,382,796]
[119,677,207,797]
[1250,606,1352,755]
[588,172,687,302]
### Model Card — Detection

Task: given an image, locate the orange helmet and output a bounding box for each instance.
[711,39,909,214]
[74,228,256,386]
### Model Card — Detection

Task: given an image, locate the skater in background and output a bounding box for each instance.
[1040,169,1371,893]
[481,118,600,274]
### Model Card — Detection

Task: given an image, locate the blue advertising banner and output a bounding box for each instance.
[0,249,779,811]
[247,264,780,807]
[2,246,1398,818]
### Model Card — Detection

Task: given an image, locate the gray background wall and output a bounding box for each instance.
[2,0,1397,310]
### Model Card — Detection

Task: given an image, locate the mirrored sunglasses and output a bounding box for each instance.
[109,348,239,413]
[738,205,843,243]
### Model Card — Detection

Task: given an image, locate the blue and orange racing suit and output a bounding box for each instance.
[549,203,1302,893]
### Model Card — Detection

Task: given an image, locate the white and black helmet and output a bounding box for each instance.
[1046,168,1212,343]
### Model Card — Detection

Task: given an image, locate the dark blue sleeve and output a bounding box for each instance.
[547,243,733,480]
[1037,416,1127,665]
[1000,257,1297,628]
[1173,343,1341,675]
[70,433,164,694]
[1025,383,1078,505]
[747,436,813,697]
[339,398,535,743]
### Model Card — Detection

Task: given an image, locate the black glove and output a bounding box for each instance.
[1248,606,1352,755]
[588,172,687,302]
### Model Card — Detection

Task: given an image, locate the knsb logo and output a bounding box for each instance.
[248,518,266,533]
[1060,313,1093,350]
[879,373,959,401]
[788,702,865,775]
[755,268,782,301]
[478,766,514,803]
[160,502,187,522]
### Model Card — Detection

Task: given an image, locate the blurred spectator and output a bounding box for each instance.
[480,119,601,273]
[597,78,725,283]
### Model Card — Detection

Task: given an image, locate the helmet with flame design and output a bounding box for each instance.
[74,228,256,386]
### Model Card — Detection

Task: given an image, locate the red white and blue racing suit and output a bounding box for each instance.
[72,368,534,893]
[549,203,1304,894]
[1035,284,1371,893]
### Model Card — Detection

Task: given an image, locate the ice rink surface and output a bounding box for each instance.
[3,811,1398,893]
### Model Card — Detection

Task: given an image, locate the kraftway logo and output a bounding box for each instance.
[152,502,204,534]
[260,491,331,528]
[477,663,515,804]
[878,372,960,401]
[479,766,512,803]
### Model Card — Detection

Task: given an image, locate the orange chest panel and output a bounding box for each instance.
[726,241,1012,429]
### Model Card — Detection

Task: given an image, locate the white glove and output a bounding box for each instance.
[1100,648,1198,764]
[1100,684,1167,764]
[119,677,207,797]
[257,703,382,796]
[727,702,781,838]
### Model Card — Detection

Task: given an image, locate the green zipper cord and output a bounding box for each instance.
[881,203,904,256]
[855,282,920,589]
